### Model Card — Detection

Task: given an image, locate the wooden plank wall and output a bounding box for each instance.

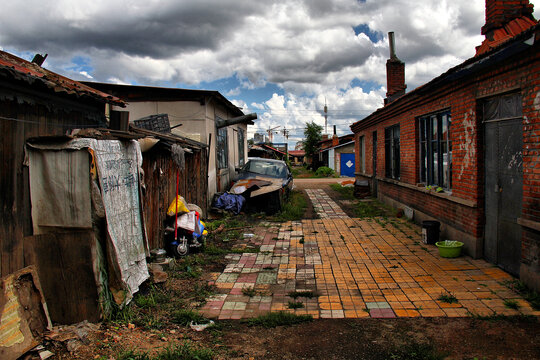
[141,145,208,250]
[0,96,104,277]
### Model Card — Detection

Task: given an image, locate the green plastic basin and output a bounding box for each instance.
[435,240,464,258]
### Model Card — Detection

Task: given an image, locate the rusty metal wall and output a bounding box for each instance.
[0,96,106,277]
[141,146,208,250]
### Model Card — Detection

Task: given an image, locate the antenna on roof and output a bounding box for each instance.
[31,53,48,67]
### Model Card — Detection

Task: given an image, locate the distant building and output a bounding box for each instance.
[254,132,266,144]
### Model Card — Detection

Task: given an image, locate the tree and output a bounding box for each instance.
[303,121,323,166]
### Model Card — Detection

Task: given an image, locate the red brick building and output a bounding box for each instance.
[351,0,540,290]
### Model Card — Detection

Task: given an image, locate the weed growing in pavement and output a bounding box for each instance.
[288,290,317,299]
[246,311,313,328]
[242,286,257,297]
[288,301,304,309]
[505,280,540,310]
[503,299,520,310]
[437,293,458,304]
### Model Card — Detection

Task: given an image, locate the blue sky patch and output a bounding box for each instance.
[353,24,383,43]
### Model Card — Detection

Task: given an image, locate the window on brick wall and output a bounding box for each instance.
[217,127,228,169]
[384,124,400,179]
[238,128,245,166]
[419,111,451,189]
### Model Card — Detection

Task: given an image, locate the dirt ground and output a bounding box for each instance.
[42,181,540,360]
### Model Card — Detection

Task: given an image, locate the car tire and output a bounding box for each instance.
[267,192,282,215]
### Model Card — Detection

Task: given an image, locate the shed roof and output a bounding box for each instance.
[83,82,244,117]
[0,50,124,106]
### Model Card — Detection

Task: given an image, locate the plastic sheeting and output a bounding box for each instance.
[214,193,245,214]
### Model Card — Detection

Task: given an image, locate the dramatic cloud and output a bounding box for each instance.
[1,0,539,143]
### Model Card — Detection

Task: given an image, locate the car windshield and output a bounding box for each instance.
[243,160,288,178]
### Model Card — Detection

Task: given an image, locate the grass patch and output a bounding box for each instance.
[273,190,307,222]
[288,301,304,309]
[469,313,537,322]
[355,199,393,218]
[288,290,316,299]
[171,309,206,326]
[246,311,313,328]
[503,299,520,310]
[437,293,458,304]
[329,183,355,200]
[117,341,214,360]
[387,342,446,360]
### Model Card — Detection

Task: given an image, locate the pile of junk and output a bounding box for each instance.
[163,195,207,257]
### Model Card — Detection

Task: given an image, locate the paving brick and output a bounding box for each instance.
[199,191,534,320]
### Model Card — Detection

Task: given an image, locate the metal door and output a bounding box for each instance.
[340,153,355,177]
[484,118,522,276]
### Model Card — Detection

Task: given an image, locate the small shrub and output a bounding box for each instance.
[315,166,334,178]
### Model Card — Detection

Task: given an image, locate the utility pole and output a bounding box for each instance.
[266,125,280,143]
[282,128,290,160]
[324,98,328,135]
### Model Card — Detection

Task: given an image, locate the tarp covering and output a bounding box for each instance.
[28,149,92,235]
[214,193,245,214]
[27,139,149,303]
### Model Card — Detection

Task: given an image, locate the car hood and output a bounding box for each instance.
[230,176,283,197]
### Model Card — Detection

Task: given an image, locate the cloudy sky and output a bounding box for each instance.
[1,0,538,145]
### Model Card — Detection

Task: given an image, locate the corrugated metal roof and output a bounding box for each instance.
[476,16,537,55]
[0,50,124,106]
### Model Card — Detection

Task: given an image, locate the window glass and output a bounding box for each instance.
[419,110,451,189]
[238,128,245,166]
[385,124,400,180]
[217,128,228,169]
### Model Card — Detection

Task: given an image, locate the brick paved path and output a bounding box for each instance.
[305,189,348,219]
[200,186,538,320]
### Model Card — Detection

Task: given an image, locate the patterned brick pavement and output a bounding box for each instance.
[200,187,538,320]
[305,189,349,219]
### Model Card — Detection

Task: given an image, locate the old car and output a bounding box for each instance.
[230,157,293,214]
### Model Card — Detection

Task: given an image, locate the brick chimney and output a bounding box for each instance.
[385,32,406,105]
[332,125,339,147]
[481,0,534,36]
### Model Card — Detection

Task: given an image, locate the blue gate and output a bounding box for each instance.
[340,153,355,177]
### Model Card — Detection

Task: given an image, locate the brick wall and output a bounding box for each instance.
[352,37,540,287]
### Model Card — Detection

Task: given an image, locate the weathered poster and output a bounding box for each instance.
[91,140,149,301]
